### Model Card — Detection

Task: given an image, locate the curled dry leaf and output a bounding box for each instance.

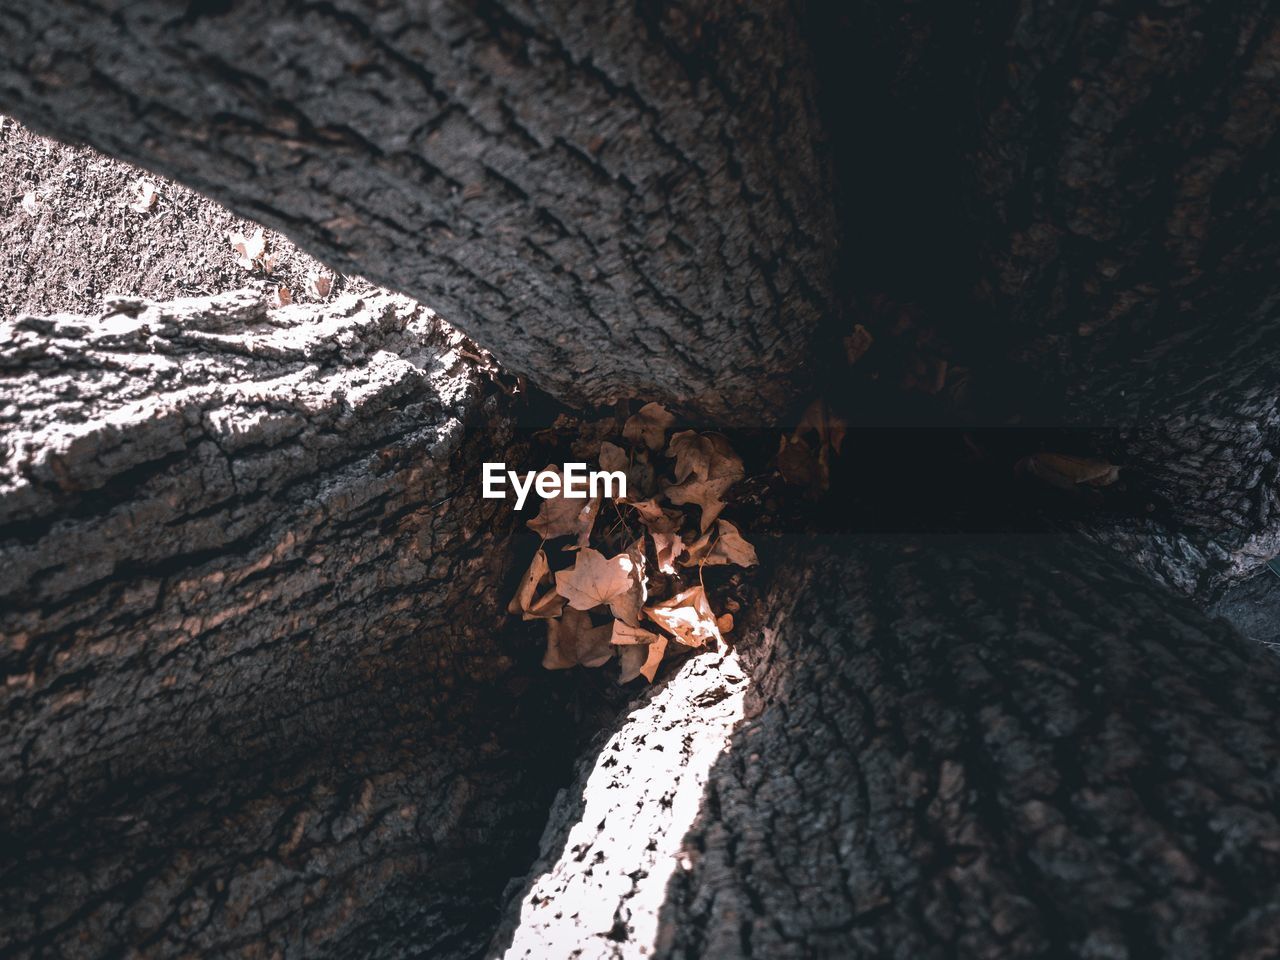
[543,608,614,670]
[274,286,292,307]
[644,585,722,648]
[611,621,668,683]
[1018,453,1120,490]
[554,546,644,625]
[129,178,157,214]
[527,466,600,545]
[507,548,566,621]
[683,519,757,568]
[716,612,734,635]
[623,402,676,451]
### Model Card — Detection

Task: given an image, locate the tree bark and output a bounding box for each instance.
[0,0,837,425]
[0,290,572,959]
[494,534,1280,959]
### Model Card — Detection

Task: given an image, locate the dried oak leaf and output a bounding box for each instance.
[555,547,644,625]
[527,466,601,545]
[612,620,669,683]
[543,608,614,670]
[623,402,676,451]
[644,585,722,648]
[683,519,758,568]
[507,548,566,621]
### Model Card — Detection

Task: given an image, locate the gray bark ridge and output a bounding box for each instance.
[0,290,561,959]
[0,1,837,425]
[648,534,1280,959]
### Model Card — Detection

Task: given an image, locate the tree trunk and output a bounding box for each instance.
[489,534,1280,959]
[0,290,575,959]
[0,0,837,425]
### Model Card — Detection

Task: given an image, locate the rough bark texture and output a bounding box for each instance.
[0,0,837,425]
[652,534,1280,959]
[0,291,569,958]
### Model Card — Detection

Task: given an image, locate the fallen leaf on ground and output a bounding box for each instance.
[612,621,669,683]
[644,585,722,647]
[543,608,614,669]
[599,441,629,475]
[307,271,333,299]
[623,402,676,451]
[129,178,157,213]
[716,613,734,634]
[274,286,292,307]
[1018,453,1120,489]
[683,519,758,568]
[527,466,600,544]
[667,431,744,484]
[844,324,873,364]
[21,191,38,216]
[665,474,737,532]
[555,547,643,625]
[230,227,267,270]
[507,549,566,620]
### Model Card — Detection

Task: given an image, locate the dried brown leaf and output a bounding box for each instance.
[667,431,744,484]
[683,520,757,568]
[554,547,643,625]
[599,441,629,475]
[844,324,873,364]
[527,466,600,544]
[230,227,266,270]
[644,585,722,648]
[543,608,614,670]
[507,549,567,620]
[623,402,676,451]
[664,474,737,532]
[612,621,668,683]
[307,271,333,299]
[1019,453,1120,489]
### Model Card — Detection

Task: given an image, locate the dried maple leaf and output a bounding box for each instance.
[683,520,757,568]
[599,440,629,476]
[623,402,676,451]
[527,466,601,545]
[666,431,744,484]
[507,549,566,621]
[307,271,333,299]
[554,547,643,625]
[129,178,157,214]
[1018,453,1120,490]
[652,529,684,574]
[612,620,668,683]
[664,474,737,532]
[644,585,722,648]
[230,227,267,270]
[543,608,614,670]
[779,400,846,498]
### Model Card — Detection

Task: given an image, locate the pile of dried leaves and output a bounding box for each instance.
[507,403,757,683]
